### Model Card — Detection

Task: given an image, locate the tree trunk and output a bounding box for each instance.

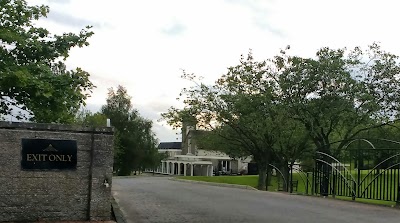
[266,164,272,191]
[319,141,331,196]
[257,163,267,190]
[281,164,290,192]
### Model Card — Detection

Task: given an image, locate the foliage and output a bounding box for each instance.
[273,112,312,165]
[196,127,251,159]
[0,0,94,123]
[144,150,169,173]
[163,43,400,190]
[163,52,307,190]
[102,86,158,175]
[276,43,400,155]
[353,123,400,149]
[270,110,313,190]
[75,109,108,127]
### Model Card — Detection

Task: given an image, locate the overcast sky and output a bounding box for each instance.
[28,0,400,143]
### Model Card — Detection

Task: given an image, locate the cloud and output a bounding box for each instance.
[47,0,71,4]
[46,10,103,28]
[225,0,284,37]
[84,103,102,114]
[161,22,186,36]
[152,122,181,143]
[83,101,181,143]
[28,0,400,143]
[254,20,285,37]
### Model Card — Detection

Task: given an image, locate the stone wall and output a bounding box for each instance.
[0,122,114,221]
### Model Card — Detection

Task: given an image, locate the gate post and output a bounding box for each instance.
[311,168,315,196]
[397,164,400,206]
[321,163,329,196]
[357,148,361,199]
[332,171,336,198]
[306,172,309,195]
[289,164,293,193]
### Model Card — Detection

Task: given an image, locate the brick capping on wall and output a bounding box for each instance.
[0,121,114,134]
[0,121,114,222]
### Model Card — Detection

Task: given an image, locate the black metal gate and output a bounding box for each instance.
[313,139,400,203]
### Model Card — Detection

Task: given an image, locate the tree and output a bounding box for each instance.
[196,127,251,160]
[163,43,400,190]
[75,109,107,127]
[163,52,284,190]
[274,43,400,195]
[0,0,94,123]
[191,103,312,191]
[144,148,168,175]
[276,43,400,155]
[271,110,313,191]
[102,86,158,175]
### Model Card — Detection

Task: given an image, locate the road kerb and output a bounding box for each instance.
[170,178,258,191]
[112,196,128,223]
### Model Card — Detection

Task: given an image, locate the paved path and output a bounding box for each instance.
[112,176,400,223]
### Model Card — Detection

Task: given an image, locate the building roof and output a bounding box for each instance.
[174,155,232,160]
[158,142,182,150]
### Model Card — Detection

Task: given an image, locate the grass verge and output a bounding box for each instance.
[331,195,397,207]
[176,175,398,207]
[177,175,259,189]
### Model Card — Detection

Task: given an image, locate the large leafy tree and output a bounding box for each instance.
[0,0,94,123]
[274,44,400,195]
[163,43,400,191]
[276,43,400,156]
[270,108,312,190]
[163,53,290,190]
[102,86,158,175]
[196,127,251,160]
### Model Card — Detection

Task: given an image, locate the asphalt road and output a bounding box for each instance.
[112,176,400,223]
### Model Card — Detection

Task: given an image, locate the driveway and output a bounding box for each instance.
[112,176,400,223]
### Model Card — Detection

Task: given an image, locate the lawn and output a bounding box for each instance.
[176,174,307,192]
[177,175,260,189]
[176,174,398,207]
